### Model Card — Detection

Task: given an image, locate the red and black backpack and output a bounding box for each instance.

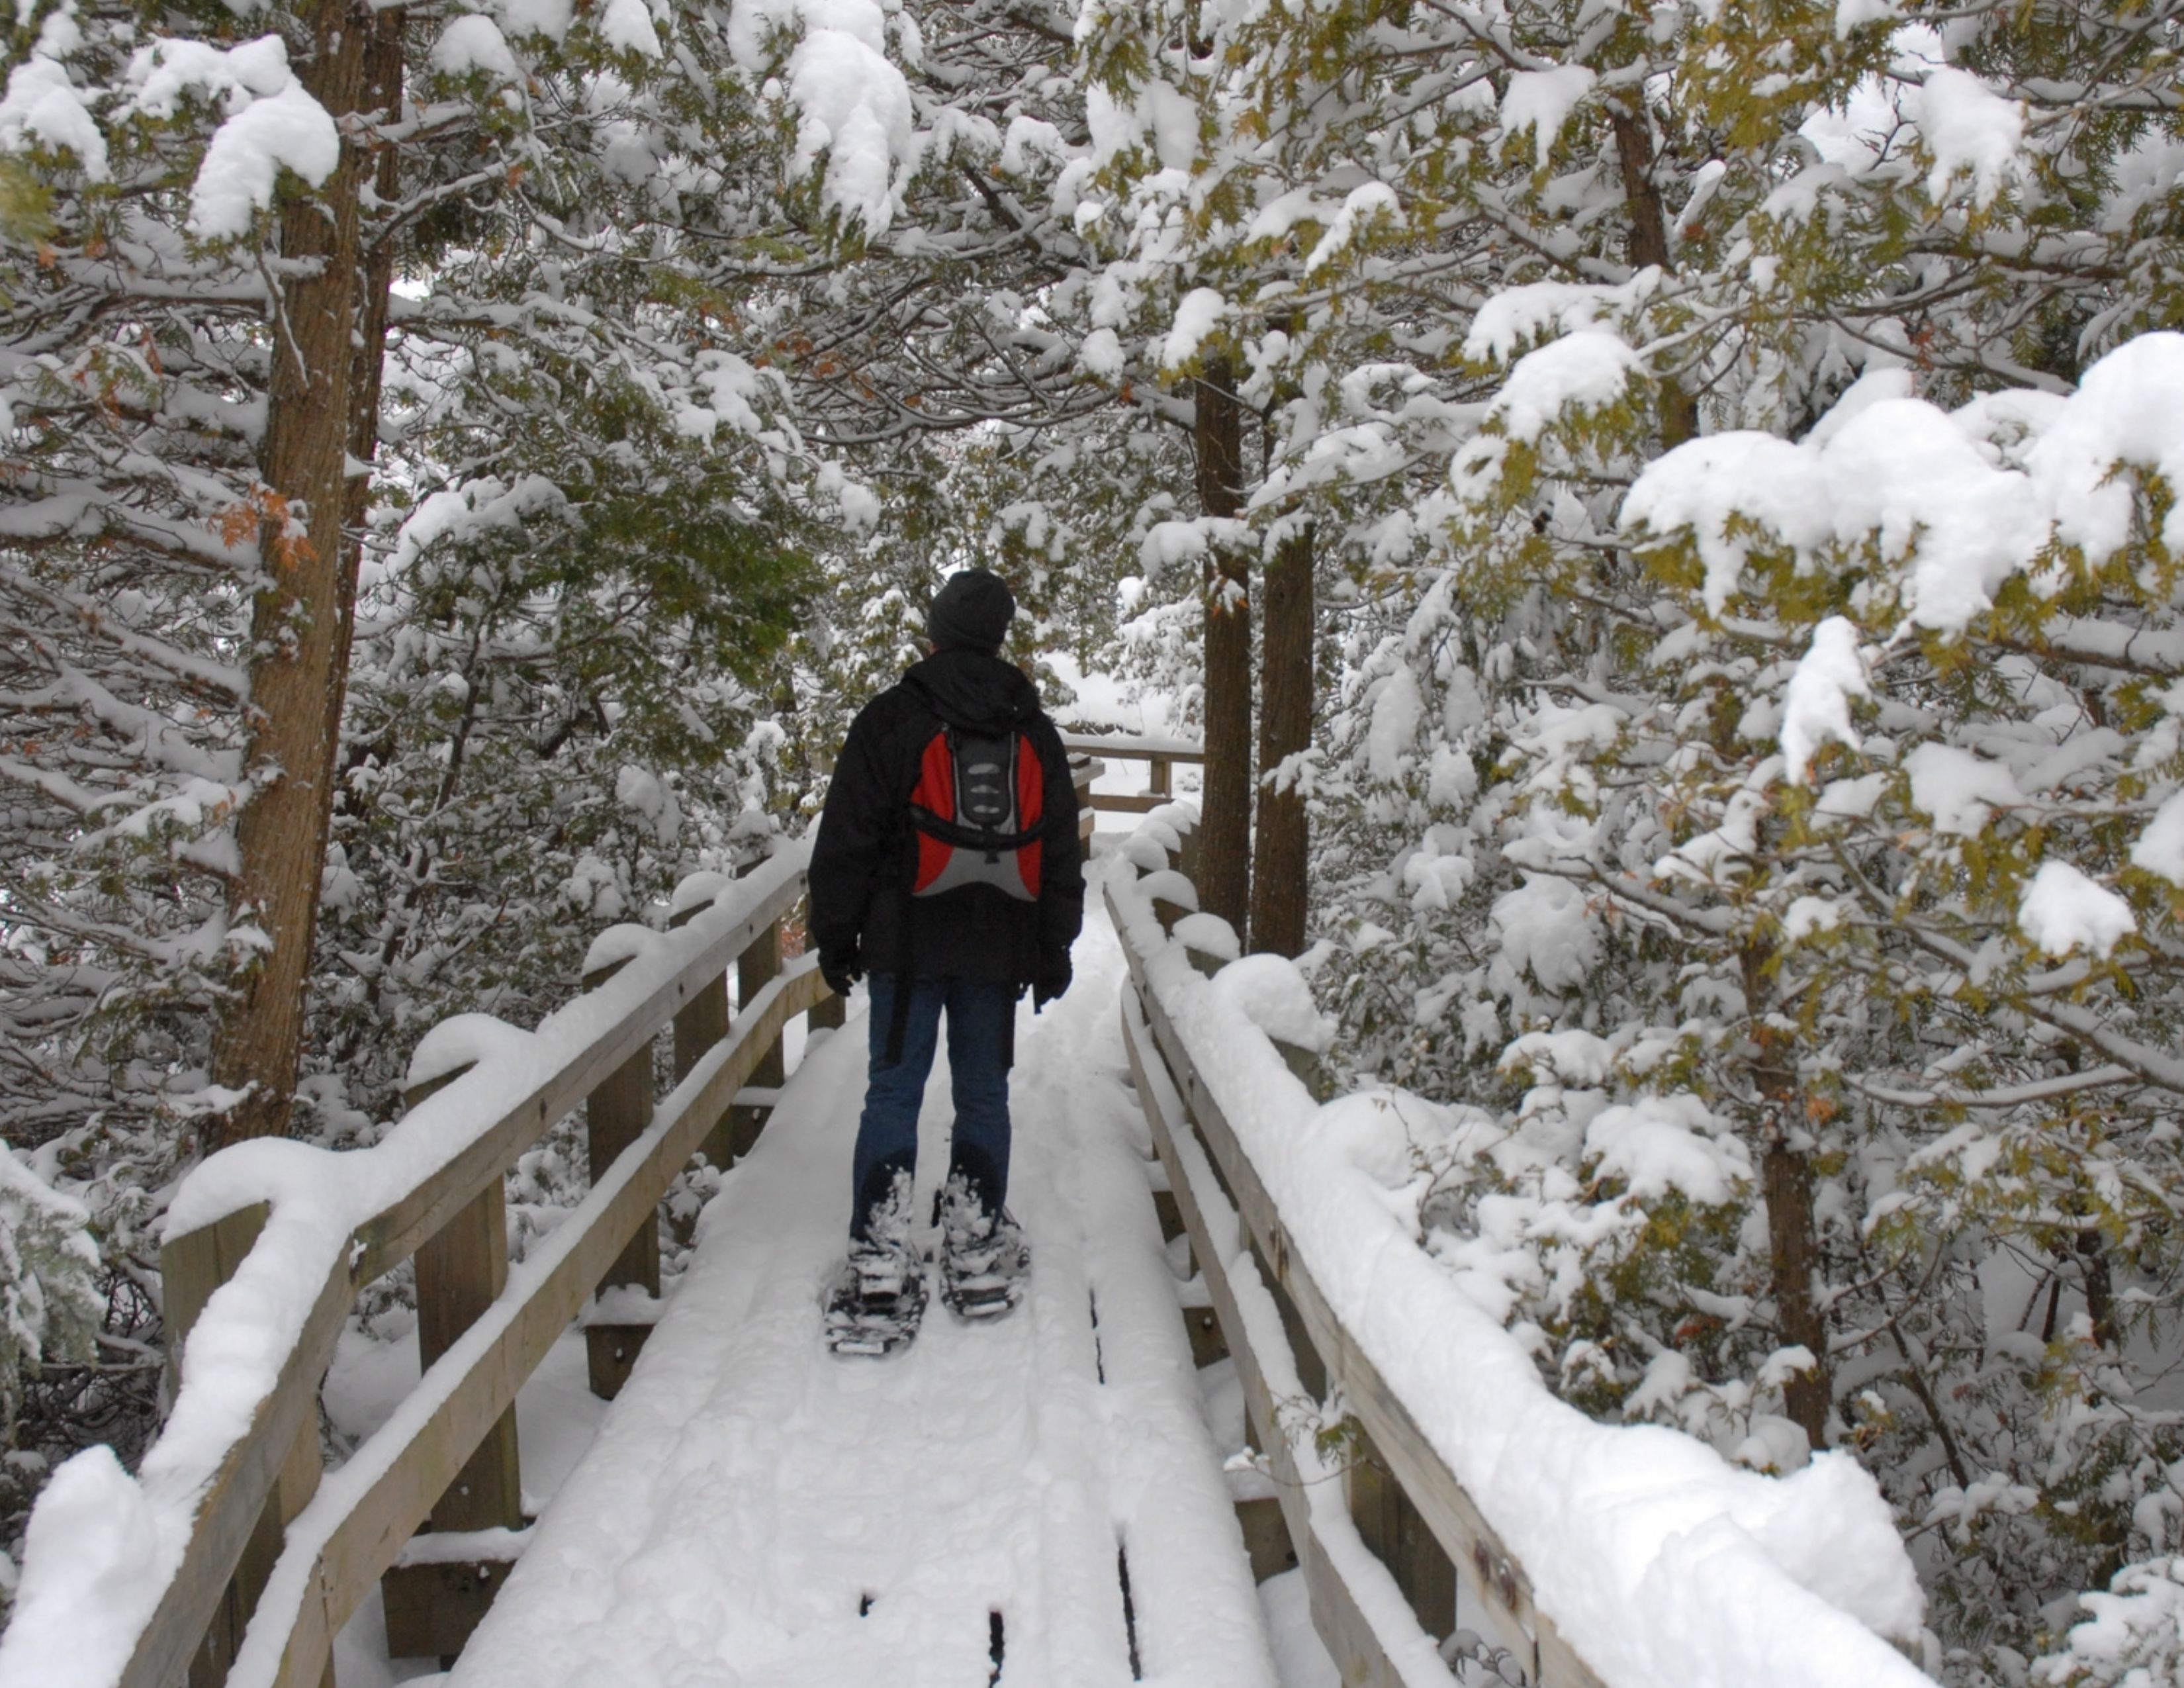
[905,725,1048,902]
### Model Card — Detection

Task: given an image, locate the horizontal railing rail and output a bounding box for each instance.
[1062,730,1203,816]
[1106,807,1938,1688]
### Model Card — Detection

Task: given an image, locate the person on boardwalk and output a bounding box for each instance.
[807,569,1084,1354]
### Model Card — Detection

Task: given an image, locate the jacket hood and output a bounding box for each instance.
[901,649,1042,736]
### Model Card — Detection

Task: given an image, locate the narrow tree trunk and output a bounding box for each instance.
[2077,1229,2116,1350]
[1741,943,1832,1450]
[342,8,404,590]
[1610,103,1698,449]
[1249,522,1312,957]
[208,0,394,1149]
[1762,1135,1831,1446]
[1194,357,1252,935]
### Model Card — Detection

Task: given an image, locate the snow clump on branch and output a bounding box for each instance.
[729,0,914,236]
[1625,336,2184,635]
[122,36,339,240]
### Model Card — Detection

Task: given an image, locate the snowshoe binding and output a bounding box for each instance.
[936,1172,1030,1322]
[825,1174,927,1358]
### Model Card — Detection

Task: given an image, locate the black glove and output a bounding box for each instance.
[819,945,863,999]
[1033,956,1071,1010]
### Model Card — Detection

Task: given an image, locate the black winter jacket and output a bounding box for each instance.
[809,650,1084,988]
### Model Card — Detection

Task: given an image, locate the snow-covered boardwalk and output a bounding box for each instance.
[0,818,1942,1688]
[449,897,1279,1688]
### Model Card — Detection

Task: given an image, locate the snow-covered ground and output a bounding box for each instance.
[329,863,1326,1688]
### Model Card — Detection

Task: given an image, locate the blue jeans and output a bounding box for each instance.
[850,974,1015,1239]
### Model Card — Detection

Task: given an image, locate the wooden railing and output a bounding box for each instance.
[81,850,829,1688]
[17,754,1095,1688]
[1062,729,1203,815]
[1107,806,1937,1688]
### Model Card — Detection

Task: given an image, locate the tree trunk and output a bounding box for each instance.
[1194,357,1252,935]
[208,0,395,1149]
[1610,103,1699,449]
[1762,1136,1831,1446]
[2077,1229,2115,1350]
[1249,522,1311,957]
[1742,943,1832,1450]
[343,10,404,570]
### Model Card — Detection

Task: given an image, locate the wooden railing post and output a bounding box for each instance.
[1148,753,1171,798]
[1345,1423,1457,1646]
[803,892,846,1032]
[1175,810,1203,886]
[581,954,659,1401]
[670,911,730,1086]
[668,892,735,1166]
[383,1061,525,1665]
[164,1205,330,1688]
[726,859,786,1164]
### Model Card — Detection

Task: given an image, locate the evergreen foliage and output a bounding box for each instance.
[7,0,2184,1673]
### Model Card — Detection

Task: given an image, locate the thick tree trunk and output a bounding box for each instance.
[1194,357,1252,935]
[1248,522,1312,957]
[208,0,396,1149]
[1610,104,1698,449]
[1741,942,1832,1450]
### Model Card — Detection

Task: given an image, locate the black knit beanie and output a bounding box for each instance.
[927,569,1016,655]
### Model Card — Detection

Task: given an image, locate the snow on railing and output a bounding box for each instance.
[1064,729,1203,818]
[1106,808,1938,1688]
[0,845,831,1688]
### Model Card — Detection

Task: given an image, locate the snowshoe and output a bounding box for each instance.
[936,1173,1030,1322]
[825,1174,927,1357]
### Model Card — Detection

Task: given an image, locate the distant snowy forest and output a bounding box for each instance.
[5,0,2184,1680]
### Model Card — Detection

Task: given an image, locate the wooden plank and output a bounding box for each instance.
[192,1407,324,1688]
[1089,792,1178,814]
[165,1205,287,1688]
[381,1554,521,1665]
[723,1100,772,1166]
[179,1222,333,1688]
[1119,990,1417,1688]
[733,908,786,1161]
[1183,1305,1228,1369]
[586,1033,659,1299]
[667,895,729,1084]
[1348,1429,1456,1644]
[412,1180,522,1532]
[582,970,661,1401]
[254,964,827,1688]
[390,1179,523,1654]
[1236,1497,1298,1583]
[1110,887,1611,1688]
[802,894,846,1033]
[671,957,730,1086]
[1152,1188,1185,1244]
